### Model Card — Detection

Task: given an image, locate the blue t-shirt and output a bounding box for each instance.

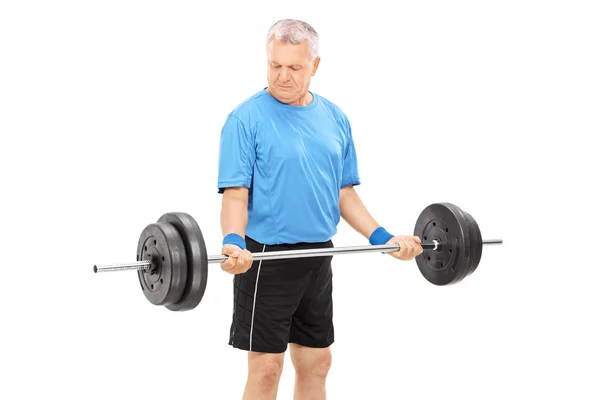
[217,89,360,245]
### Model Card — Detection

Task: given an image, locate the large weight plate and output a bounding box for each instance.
[446,203,473,283]
[413,203,470,285]
[158,212,208,312]
[463,210,482,278]
[137,222,188,306]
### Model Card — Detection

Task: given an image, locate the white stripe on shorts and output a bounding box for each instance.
[249,244,266,352]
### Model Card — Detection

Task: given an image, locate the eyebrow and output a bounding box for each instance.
[270,61,302,68]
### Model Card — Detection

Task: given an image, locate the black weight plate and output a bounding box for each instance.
[463,210,482,278]
[413,203,470,285]
[446,203,473,284]
[137,222,188,306]
[457,210,475,278]
[458,210,475,278]
[158,212,208,312]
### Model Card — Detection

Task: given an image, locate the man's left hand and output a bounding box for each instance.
[386,235,423,260]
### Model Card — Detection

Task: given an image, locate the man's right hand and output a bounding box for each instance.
[220,244,254,274]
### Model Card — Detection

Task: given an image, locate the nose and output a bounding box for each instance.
[279,67,289,82]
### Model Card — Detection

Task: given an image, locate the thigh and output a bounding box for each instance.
[289,243,335,348]
[247,351,286,374]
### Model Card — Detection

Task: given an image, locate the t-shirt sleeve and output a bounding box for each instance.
[217,114,256,193]
[341,118,361,188]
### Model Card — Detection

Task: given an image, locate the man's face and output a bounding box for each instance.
[266,37,320,105]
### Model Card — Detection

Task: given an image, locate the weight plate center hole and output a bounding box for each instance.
[422,219,453,271]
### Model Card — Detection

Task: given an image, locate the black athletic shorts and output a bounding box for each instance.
[228,236,334,353]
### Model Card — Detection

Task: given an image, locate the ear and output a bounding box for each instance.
[311,56,321,76]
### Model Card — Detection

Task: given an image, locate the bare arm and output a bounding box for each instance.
[339,185,423,260]
[339,185,380,239]
[220,187,249,237]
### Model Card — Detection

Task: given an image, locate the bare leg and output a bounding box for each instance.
[242,351,285,400]
[290,343,332,400]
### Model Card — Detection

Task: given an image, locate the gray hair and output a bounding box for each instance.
[266,19,319,60]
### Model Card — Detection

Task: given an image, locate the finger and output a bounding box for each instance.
[242,258,253,273]
[416,243,424,256]
[237,249,249,264]
[220,260,233,272]
[391,241,402,255]
[413,243,421,259]
[412,241,421,258]
[396,240,407,259]
[403,240,415,259]
[244,250,254,265]
[236,251,246,266]
[221,256,238,272]
[407,240,418,259]
[220,262,232,272]
[231,251,253,274]
[245,251,255,271]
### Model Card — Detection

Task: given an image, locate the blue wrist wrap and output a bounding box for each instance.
[369,227,394,246]
[223,233,246,250]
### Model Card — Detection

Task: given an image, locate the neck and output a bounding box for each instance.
[294,92,312,106]
[267,87,312,106]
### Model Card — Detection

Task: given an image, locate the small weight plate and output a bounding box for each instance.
[463,210,482,278]
[413,203,470,285]
[137,222,188,306]
[158,212,208,312]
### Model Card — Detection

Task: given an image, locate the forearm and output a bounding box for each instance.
[220,188,249,237]
[339,186,381,240]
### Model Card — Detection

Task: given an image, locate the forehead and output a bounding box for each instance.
[267,38,311,64]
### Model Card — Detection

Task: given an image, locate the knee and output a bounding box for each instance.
[250,359,284,391]
[297,352,332,379]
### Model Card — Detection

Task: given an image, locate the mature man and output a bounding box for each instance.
[217,19,423,400]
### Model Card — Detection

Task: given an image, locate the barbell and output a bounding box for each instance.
[93,202,502,311]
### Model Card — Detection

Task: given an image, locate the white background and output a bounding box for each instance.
[1,0,599,399]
